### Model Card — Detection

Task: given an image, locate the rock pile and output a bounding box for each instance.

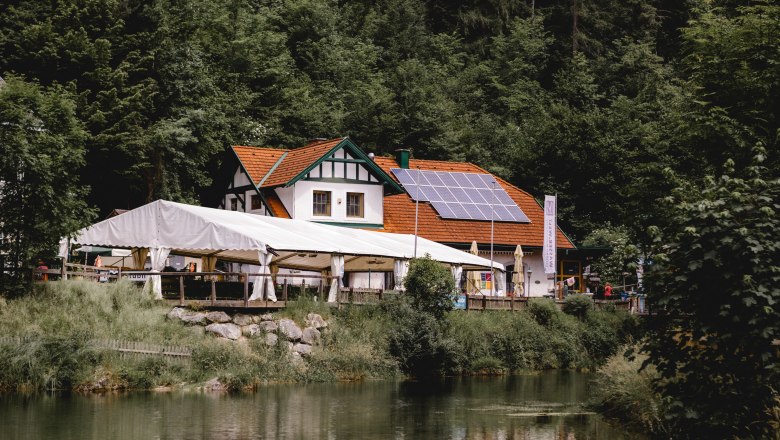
[167,307,327,356]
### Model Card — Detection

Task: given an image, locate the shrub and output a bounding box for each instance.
[562,294,593,319]
[525,298,558,326]
[404,256,455,320]
[644,149,780,438]
[470,356,506,375]
[590,348,665,435]
[386,301,459,377]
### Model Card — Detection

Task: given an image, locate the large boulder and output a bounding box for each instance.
[242,324,262,337]
[278,319,302,341]
[232,314,254,326]
[264,333,278,347]
[259,321,278,332]
[259,313,274,322]
[292,343,313,356]
[180,312,207,325]
[206,311,232,323]
[290,352,305,368]
[168,307,207,325]
[305,313,328,329]
[205,323,242,340]
[204,377,226,392]
[167,307,187,320]
[301,327,321,345]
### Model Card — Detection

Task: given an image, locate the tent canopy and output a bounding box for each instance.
[66,200,503,272]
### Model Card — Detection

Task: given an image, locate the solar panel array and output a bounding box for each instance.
[390,168,530,222]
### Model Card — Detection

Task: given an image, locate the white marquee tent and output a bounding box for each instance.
[60,200,504,301]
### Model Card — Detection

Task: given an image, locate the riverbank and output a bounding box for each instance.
[0,280,640,392]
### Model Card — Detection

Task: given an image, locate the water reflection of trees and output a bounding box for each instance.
[0,373,639,439]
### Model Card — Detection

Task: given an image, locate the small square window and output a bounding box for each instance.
[313,191,331,216]
[251,194,262,210]
[230,198,238,211]
[347,192,364,218]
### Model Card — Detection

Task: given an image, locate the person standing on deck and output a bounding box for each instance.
[604,283,613,299]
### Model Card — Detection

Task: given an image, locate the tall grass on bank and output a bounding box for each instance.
[590,348,665,435]
[0,280,203,346]
[0,281,399,392]
[447,299,640,373]
[0,282,641,392]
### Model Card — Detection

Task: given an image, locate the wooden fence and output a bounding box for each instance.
[0,336,192,364]
[30,264,646,314]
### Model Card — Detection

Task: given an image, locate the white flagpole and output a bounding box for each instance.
[413,164,420,258]
[490,181,495,296]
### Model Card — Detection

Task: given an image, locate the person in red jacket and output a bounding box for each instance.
[604,283,613,299]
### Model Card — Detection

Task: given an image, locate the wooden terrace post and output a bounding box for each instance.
[511,295,514,312]
[179,275,184,306]
[283,279,288,306]
[465,294,469,312]
[61,258,67,281]
[483,294,487,311]
[243,272,249,308]
[210,276,216,306]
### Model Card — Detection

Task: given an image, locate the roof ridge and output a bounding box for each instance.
[232,145,289,152]
[288,136,346,152]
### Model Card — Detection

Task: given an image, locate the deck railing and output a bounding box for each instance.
[29,264,647,313]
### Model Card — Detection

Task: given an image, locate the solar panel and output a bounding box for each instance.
[390,168,530,223]
[468,174,488,188]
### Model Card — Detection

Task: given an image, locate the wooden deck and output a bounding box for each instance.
[32,265,646,313]
[163,298,288,309]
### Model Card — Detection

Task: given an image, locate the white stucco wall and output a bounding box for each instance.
[223,167,269,215]
[291,180,384,224]
[472,251,554,297]
[275,186,295,217]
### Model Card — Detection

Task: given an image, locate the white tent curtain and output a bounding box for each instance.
[450,265,463,291]
[249,251,276,301]
[144,247,170,299]
[494,270,506,296]
[265,254,277,301]
[393,259,410,291]
[57,238,69,259]
[132,247,149,270]
[327,255,345,302]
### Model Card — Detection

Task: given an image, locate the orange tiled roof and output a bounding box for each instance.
[231,138,346,188]
[232,146,287,186]
[372,156,574,249]
[263,190,291,219]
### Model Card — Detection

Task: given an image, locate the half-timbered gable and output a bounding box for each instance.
[223,138,402,228]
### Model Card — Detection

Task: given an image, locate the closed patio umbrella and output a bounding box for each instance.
[512,245,524,297]
[466,241,482,294]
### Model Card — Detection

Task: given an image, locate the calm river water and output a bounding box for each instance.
[0,371,642,439]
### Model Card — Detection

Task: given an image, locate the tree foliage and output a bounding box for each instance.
[0,76,94,293]
[643,147,780,438]
[2,0,760,243]
[387,256,459,377]
[582,225,640,285]
[403,255,456,320]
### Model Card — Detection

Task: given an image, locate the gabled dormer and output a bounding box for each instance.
[222,137,402,228]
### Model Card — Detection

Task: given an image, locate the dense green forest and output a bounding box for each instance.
[1,2,778,435]
[1,0,777,246]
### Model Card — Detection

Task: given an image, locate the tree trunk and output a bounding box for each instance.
[571,0,579,55]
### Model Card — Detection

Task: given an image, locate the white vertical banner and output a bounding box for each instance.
[543,195,557,274]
